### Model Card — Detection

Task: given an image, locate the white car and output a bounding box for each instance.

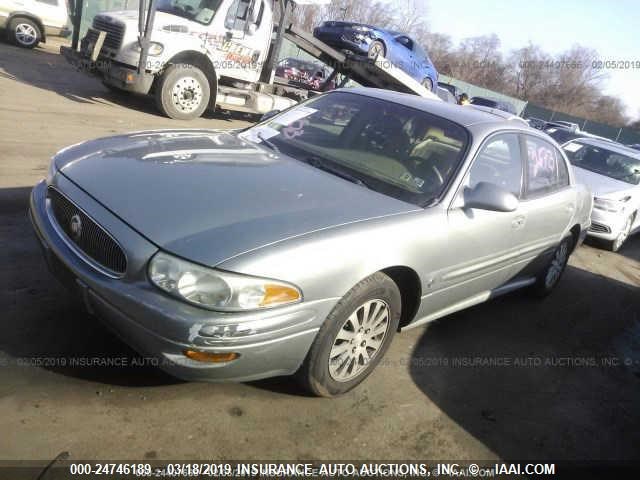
[561,138,640,251]
[0,0,70,48]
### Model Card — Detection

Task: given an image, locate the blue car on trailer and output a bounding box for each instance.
[313,21,439,92]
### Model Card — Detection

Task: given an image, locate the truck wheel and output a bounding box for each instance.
[155,64,210,120]
[296,272,401,397]
[9,17,41,49]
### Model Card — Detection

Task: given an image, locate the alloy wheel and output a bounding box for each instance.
[545,241,569,288]
[15,23,38,47]
[614,217,632,251]
[328,299,390,382]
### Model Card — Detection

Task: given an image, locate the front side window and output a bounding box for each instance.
[563,141,640,185]
[525,136,569,196]
[241,92,469,206]
[225,0,251,30]
[467,133,523,197]
[156,0,223,25]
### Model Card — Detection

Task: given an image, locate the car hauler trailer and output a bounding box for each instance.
[61,0,438,120]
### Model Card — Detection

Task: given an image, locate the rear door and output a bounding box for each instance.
[507,134,575,280]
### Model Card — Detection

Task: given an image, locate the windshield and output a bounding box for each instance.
[240,92,469,206]
[563,142,640,185]
[156,0,223,25]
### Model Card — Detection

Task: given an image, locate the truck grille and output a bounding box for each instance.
[90,15,125,50]
[589,222,611,234]
[47,187,127,276]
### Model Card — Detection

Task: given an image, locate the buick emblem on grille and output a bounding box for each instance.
[69,214,82,241]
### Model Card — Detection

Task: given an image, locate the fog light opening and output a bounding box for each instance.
[183,350,240,363]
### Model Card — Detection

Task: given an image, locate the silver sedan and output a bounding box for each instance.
[29,88,592,396]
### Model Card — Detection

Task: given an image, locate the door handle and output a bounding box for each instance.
[511,215,526,229]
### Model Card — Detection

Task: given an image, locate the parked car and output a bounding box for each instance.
[437,81,462,100]
[546,126,612,145]
[436,86,457,104]
[313,21,438,91]
[275,57,335,91]
[526,117,547,130]
[0,0,70,48]
[560,138,640,251]
[469,96,518,115]
[30,88,591,396]
[547,121,580,132]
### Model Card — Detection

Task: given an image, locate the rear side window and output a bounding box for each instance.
[467,133,523,197]
[524,135,569,196]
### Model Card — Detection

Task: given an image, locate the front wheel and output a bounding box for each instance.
[422,77,433,92]
[531,236,572,297]
[367,40,386,59]
[296,272,401,397]
[154,64,211,120]
[9,17,41,49]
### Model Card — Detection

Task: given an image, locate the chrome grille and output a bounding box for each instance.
[90,15,125,50]
[589,222,611,234]
[47,187,126,275]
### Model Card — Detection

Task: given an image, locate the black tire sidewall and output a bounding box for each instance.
[10,18,40,49]
[299,272,401,397]
[155,64,210,120]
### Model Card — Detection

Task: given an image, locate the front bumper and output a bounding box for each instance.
[313,29,371,55]
[586,207,630,241]
[29,179,334,382]
[60,46,154,95]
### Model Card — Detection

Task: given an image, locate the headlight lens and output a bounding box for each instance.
[148,252,302,311]
[131,41,164,56]
[593,196,629,213]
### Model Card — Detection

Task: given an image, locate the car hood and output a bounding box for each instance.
[54,130,418,267]
[572,166,637,199]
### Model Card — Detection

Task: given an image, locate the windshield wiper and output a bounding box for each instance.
[256,131,281,154]
[305,155,371,189]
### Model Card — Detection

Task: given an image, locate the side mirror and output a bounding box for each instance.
[260,109,281,122]
[463,182,519,212]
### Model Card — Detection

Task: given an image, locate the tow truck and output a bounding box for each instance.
[61,0,438,120]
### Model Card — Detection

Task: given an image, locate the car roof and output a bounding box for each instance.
[569,137,640,158]
[341,87,529,128]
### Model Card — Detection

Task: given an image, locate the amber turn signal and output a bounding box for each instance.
[183,350,240,363]
[260,284,301,306]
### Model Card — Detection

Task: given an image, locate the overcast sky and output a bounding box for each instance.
[425,0,640,120]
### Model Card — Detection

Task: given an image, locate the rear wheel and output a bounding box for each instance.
[367,40,385,59]
[9,17,41,49]
[296,272,401,397]
[154,64,211,120]
[531,236,572,297]
[606,214,634,252]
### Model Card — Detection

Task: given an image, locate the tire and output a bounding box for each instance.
[154,64,211,120]
[296,272,401,397]
[422,77,434,92]
[9,17,41,49]
[530,235,572,297]
[606,213,634,252]
[367,40,386,59]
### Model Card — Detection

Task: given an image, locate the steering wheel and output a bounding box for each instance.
[406,156,445,190]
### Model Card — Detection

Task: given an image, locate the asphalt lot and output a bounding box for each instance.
[1,38,640,462]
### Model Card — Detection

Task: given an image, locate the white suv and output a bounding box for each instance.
[0,0,70,48]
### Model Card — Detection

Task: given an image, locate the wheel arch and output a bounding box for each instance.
[381,266,422,330]
[568,224,581,253]
[8,12,46,42]
[163,50,218,109]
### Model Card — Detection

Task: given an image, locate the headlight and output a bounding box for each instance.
[131,41,164,56]
[148,252,302,311]
[352,25,371,32]
[593,196,630,213]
